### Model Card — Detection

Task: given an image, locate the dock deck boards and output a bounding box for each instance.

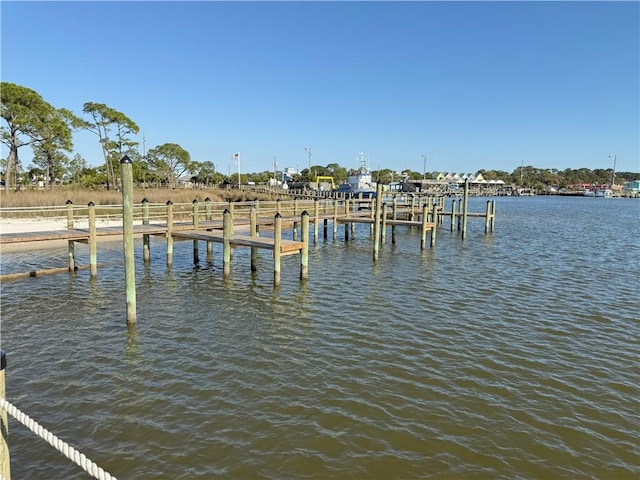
[171,230,304,254]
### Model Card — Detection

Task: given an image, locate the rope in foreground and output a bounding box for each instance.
[0,396,117,480]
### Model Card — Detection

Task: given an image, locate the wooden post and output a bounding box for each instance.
[485,200,491,234]
[313,198,319,244]
[66,199,75,272]
[250,207,258,272]
[192,199,199,266]
[491,200,496,232]
[450,198,456,232]
[430,202,437,248]
[166,201,174,268]
[300,211,309,281]
[142,198,150,263]
[369,195,375,235]
[88,202,97,277]
[223,209,232,277]
[205,197,213,259]
[332,200,338,240]
[391,195,397,244]
[462,179,469,240]
[293,221,298,241]
[457,198,463,231]
[420,204,429,250]
[0,350,10,480]
[344,199,350,241]
[409,194,415,221]
[372,181,383,262]
[274,213,282,286]
[228,201,235,223]
[381,203,388,245]
[254,198,260,237]
[121,156,137,325]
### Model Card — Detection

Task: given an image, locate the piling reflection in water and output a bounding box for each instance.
[1,196,638,479]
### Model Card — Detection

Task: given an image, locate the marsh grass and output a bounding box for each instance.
[0,187,270,208]
[0,187,275,219]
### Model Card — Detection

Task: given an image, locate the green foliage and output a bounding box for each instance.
[146,142,192,188]
[1,82,57,189]
[81,101,139,190]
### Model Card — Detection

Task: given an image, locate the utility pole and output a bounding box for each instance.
[305,147,312,173]
[273,156,278,183]
[422,154,427,180]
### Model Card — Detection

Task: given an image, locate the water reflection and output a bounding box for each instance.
[124,325,142,367]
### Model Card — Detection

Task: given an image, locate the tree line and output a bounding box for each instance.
[2,82,637,192]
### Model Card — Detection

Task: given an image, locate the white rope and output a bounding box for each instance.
[0,397,117,480]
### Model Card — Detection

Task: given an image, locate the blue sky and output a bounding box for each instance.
[2,1,639,175]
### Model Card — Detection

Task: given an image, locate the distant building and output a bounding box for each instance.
[623,180,640,195]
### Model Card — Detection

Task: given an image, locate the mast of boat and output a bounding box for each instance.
[609,154,616,189]
[520,159,524,186]
[358,151,368,172]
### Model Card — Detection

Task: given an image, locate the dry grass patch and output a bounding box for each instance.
[0,187,272,209]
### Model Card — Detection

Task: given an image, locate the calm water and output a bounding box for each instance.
[1,196,638,479]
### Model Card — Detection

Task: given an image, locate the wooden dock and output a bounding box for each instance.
[1,190,495,282]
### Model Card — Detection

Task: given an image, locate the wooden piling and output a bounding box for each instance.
[88,202,97,277]
[228,201,235,223]
[254,199,261,237]
[142,198,150,263]
[420,204,429,250]
[344,199,351,241]
[391,195,397,244]
[372,181,383,262]
[250,207,258,272]
[166,201,174,268]
[205,197,213,259]
[333,201,338,240]
[313,199,320,244]
[381,203,388,245]
[491,201,496,232]
[66,200,75,272]
[430,202,437,247]
[274,213,282,285]
[223,209,232,277]
[192,199,199,266]
[485,200,491,234]
[409,194,416,221]
[462,179,469,240]
[121,156,137,325]
[450,199,456,232]
[300,211,309,281]
[0,350,10,480]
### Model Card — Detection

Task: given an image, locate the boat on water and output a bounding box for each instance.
[584,156,616,198]
[336,152,377,198]
[584,188,613,198]
[515,187,535,196]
